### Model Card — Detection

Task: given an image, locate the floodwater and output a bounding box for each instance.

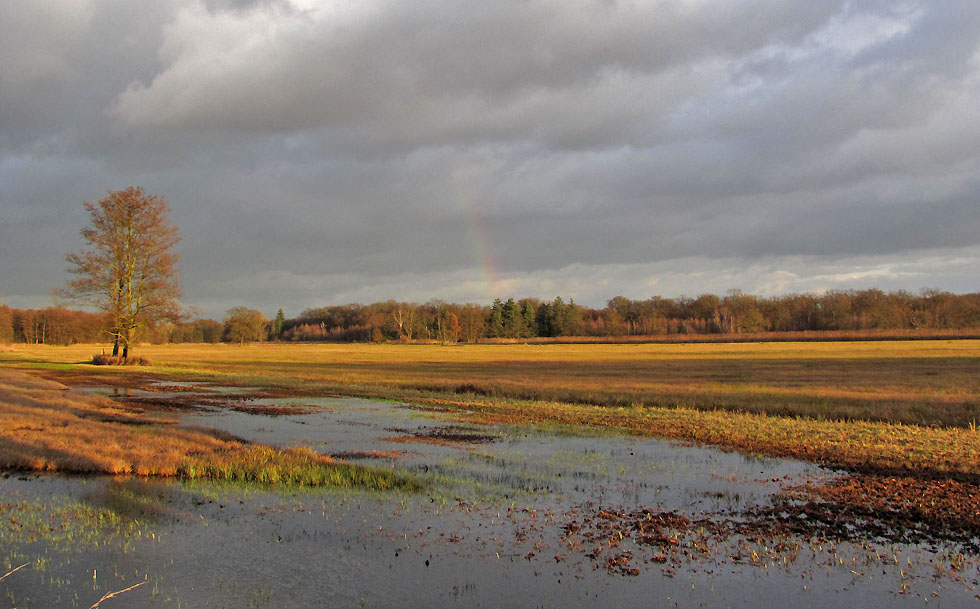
[2,385,978,608]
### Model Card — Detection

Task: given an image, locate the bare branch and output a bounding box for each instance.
[88,580,147,609]
[0,562,30,582]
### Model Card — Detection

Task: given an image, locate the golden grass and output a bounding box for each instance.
[0,367,418,490]
[0,367,233,475]
[3,341,979,477]
[433,395,980,478]
[10,340,975,425]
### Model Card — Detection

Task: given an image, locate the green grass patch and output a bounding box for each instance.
[177,446,424,491]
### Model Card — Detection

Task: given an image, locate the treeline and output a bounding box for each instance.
[279,297,584,343]
[3,289,979,346]
[277,289,980,343]
[0,306,226,345]
[0,306,110,345]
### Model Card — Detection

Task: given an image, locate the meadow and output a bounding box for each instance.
[2,340,979,477]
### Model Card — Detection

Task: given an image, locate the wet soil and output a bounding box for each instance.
[557,472,980,579]
[328,450,415,460]
[751,474,980,551]
[381,425,500,446]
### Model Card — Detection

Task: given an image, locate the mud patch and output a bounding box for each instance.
[556,472,980,578]
[123,395,232,412]
[148,383,215,394]
[380,425,499,446]
[746,473,980,551]
[226,402,318,416]
[558,506,718,576]
[121,393,320,416]
[329,450,413,461]
[77,412,162,426]
[396,403,453,414]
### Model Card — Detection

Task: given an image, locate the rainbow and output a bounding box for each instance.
[454,171,501,301]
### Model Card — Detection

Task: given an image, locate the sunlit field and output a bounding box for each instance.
[2,340,979,476]
[5,339,979,424]
[0,366,419,489]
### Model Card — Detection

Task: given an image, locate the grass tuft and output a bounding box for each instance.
[177,445,423,490]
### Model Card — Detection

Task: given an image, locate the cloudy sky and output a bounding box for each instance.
[2,0,978,318]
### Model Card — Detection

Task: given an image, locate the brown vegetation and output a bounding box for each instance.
[3,341,979,555]
[91,354,151,366]
[0,367,417,490]
[6,341,980,474]
[66,340,977,428]
[0,367,238,475]
[560,472,980,578]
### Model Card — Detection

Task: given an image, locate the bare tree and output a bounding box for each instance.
[63,187,181,359]
[391,303,419,340]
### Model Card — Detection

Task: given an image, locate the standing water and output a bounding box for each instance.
[1,387,977,608]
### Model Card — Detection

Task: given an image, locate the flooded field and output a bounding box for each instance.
[2,382,979,608]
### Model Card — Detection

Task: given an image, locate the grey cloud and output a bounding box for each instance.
[2,1,979,318]
[110,1,844,151]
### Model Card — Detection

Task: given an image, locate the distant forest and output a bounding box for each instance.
[4,288,980,346]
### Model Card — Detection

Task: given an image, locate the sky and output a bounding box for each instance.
[2,0,978,319]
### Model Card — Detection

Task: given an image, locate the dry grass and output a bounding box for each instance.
[435,395,980,479]
[0,367,236,475]
[9,340,976,425]
[0,367,418,490]
[2,341,980,477]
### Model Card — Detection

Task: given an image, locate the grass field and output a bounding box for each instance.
[2,340,979,479]
[5,340,979,425]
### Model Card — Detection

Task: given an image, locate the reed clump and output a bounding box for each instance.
[177,445,422,490]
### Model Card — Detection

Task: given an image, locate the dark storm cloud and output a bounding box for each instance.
[1,1,978,316]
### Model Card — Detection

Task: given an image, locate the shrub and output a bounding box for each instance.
[91,354,151,366]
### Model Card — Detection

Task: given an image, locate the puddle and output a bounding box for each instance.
[3,386,979,608]
[175,395,816,511]
[75,385,153,398]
